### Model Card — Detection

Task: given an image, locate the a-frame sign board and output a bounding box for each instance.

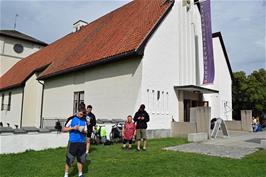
[211,118,229,139]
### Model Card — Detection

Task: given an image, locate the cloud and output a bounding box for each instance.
[211,0,265,73]
[0,0,130,43]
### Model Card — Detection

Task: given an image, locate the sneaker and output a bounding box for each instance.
[78,175,84,177]
[143,147,146,151]
[136,147,141,151]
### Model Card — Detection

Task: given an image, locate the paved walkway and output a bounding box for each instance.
[163,131,266,159]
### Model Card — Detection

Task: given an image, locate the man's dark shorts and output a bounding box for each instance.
[66,142,86,165]
[87,128,93,138]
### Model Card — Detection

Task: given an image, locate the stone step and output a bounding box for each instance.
[188,132,208,142]
[261,140,266,149]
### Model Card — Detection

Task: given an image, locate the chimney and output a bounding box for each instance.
[73,20,88,32]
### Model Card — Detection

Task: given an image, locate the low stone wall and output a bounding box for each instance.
[0,128,172,154]
[171,110,253,137]
[225,110,252,132]
[0,132,68,154]
[147,129,171,139]
[240,110,252,131]
[225,120,242,131]
[171,122,197,137]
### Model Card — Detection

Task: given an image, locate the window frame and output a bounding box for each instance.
[7,92,11,111]
[73,91,85,114]
[1,93,4,111]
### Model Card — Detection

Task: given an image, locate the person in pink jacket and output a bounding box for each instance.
[122,115,136,149]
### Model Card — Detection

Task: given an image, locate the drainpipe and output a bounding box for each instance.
[38,80,44,128]
[20,87,25,128]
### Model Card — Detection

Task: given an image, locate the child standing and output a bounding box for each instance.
[122,115,136,149]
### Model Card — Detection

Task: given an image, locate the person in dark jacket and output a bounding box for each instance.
[86,105,96,154]
[133,104,149,151]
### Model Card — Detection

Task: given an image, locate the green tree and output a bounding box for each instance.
[232,68,266,120]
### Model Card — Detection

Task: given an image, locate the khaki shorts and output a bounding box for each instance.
[136,129,147,140]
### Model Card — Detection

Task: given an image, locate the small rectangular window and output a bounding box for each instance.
[147,89,150,111]
[79,92,84,103]
[1,93,4,111]
[7,92,11,111]
[157,91,160,114]
[152,90,155,114]
[166,92,169,114]
[162,91,164,114]
[157,91,160,100]
[73,91,85,114]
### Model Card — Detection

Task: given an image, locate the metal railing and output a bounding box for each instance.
[42,118,66,129]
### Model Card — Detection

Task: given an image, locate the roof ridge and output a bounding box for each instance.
[0,30,47,45]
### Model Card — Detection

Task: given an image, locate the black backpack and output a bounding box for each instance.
[104,140,113,145]
[55,120,62,131]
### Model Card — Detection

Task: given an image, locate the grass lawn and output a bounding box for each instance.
[0,138,265,177]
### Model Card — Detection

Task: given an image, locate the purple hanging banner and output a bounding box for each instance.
[199,0,215,84]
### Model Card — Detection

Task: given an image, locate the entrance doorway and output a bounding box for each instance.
[184,99,208,122]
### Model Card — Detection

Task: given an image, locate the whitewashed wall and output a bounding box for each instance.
[43,58,142,122]
[202,37,232,120]
[0,36,44,76]
[0,88,23,128]
[0,132,68,154]
[140,1,203,129]
[22,73,43,127]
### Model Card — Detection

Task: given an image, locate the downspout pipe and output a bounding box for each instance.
[20,87,25,128]
[38,80,44,128]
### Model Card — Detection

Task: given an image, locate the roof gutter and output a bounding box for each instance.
[0,64,50,91]
[0,83,25,92]
[38,50,141,80]
[20,86,25,128]
[38,80,45,128]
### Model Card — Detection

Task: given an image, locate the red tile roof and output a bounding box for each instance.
[0,0,174,91]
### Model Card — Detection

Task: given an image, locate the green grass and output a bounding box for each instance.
[0,138,266,177]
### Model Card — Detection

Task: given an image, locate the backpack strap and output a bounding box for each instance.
[64,115,74,127]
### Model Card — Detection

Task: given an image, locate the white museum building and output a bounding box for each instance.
[0,0,233,132]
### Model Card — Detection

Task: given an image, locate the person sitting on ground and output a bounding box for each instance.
[253,117,263,132]
[252,117,257,132]
[122,115,136,149]
[133,104,149,151]
[62,107,87,177]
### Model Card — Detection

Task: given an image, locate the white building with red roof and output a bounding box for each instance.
[0,0,232,134]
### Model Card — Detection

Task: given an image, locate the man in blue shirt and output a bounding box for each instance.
[63,107,87,177]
